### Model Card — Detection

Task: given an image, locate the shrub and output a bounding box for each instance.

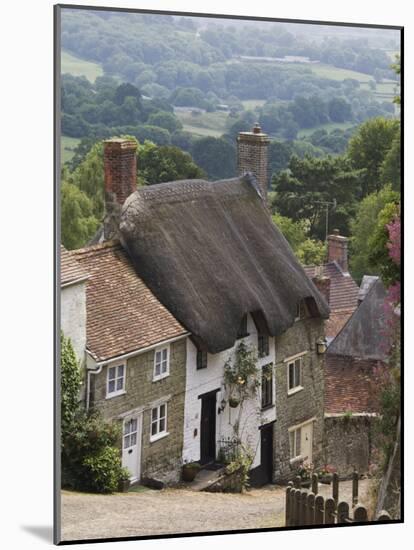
[81,447,123,493]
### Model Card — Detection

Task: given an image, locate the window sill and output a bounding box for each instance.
[261,403,274,412]
[150,431,169,443]
[287,386,304,397]
[106,389,126,400]
[290,455,304,465]
[153,373,170,382]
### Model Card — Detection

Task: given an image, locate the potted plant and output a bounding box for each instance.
[317,464,336,484]
[118,467,131,492]
[295,460,313,488]
[228,397,240,408]
[182,461,201,482]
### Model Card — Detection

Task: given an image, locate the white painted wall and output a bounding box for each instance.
[183,314,276,469]
[61,281,87,365]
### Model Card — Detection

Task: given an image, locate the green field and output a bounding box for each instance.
[61,136,81,164]
[241,99,267,110]
[175,110,229,138]
[61,50,103,82]
[297,121,355,138]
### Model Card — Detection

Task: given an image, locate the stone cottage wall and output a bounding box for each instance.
[324,415,377,477]
[274,316,325,482]
[90,338,187,485]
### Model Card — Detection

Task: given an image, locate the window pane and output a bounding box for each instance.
[152,408,158,421]
[162,348,167,360]
[155,351,161,363]
[108,366,116,380]
[155,364,161,376]
[289,431,295,459]
[130,433,137,446]
[124,435,130,449]
[160,404,166,418]
[159,418,165,432]
[161,360,167,373]
[124,421,131,435]
[151,421,157,436]
[116,378,123,391]
[108,380,115,393]
[296,429,301,456]
[131,419,137,432]
[295,360,301,386]
[117,365,124,377]
[288,363,294,389]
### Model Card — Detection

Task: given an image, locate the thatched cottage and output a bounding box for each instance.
[61,128,330,486]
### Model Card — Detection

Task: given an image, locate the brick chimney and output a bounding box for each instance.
[237,124,270,203]
[327,229,348,273]
[103,138,137,240]
[312,274,331,305]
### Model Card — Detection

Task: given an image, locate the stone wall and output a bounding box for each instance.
[274,315,325,482]
[90,338,187,485]
[324,415,376,478]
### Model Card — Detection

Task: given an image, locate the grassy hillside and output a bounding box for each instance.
[61,136,81,164]
[174,110,228,138]
[61,50,103,82]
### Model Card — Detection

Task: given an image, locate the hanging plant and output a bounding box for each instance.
[223,341,260,413]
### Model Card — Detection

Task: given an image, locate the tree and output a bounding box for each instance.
[347,118,399,196]
[272,213,326,265]
[368,202,400,286]
[113,82,142,106]
[138,141,205,184]
[61,181,99,250]
[268,141,293,177]
[380,132,400,191]
[327,97,352,122]
[191,136,236,180]
[349,185,400,281]
[147,111,183,134]
[272,155,362,240]
[61,332,82,434]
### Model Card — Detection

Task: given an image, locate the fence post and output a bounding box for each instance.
[307,493,315,525]
[312,473,318,495]
[325,497,336,524]
[285,486,292,526]
[300,491,308,525]
[376,510,392,521]
[315,495,325,525]
[294,476,301,489]
[353,505,368,522]
[337,501,349,524]
[294,490,301,526]
[332,472,339,505]
[289,485,296,526]
[352,471,359,507]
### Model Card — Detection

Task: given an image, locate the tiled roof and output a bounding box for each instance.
[61,245,89,287]
[325,355,383,414]
[304,262,360,339]
[71,242,188,362]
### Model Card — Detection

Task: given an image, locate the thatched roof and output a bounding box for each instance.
[328,279,388,361]
[120,175,329,353]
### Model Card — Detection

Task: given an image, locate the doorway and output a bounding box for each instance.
[200,391,217,465]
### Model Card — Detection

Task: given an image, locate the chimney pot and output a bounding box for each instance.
[253,123,262,134]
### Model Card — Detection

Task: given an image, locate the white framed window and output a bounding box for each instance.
[123,418,138,449]
[150,403,168,442]
[153,346,170,380]
[289,427,302,460]
[106,364,126,398]
[287,357,302,394]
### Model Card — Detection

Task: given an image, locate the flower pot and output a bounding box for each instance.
[229,398,240,408]
[182,464,200,482]
[320,474,332,485]
[118,479,130,492]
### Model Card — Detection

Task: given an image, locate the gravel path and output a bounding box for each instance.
[61,479,371,541]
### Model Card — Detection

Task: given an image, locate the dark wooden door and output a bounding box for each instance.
[260,424,273,484]
[200,393,216,465]
[249,424,274,486]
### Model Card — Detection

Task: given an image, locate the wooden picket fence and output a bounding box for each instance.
[285,472,392,526]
